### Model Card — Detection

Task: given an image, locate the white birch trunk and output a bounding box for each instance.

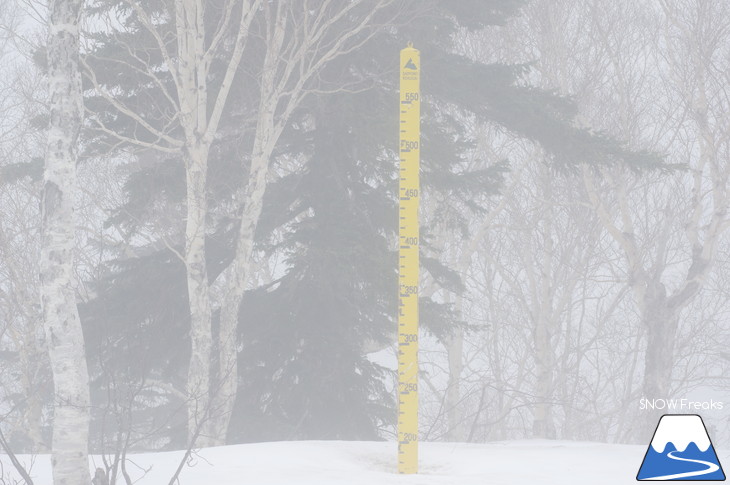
[207,1,387,442]
[209,146,270,444]
[183,144,214,445]
[209,77,280,448]
[205,2,286,443]
[170,0,259,446]
[41,0,91,483]
[81,0,260,446]
[175,0,214,446]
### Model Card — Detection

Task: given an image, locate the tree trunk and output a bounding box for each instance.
[208,142,273,444]
[532,163,556,439]
[532,314,556,439]
[639,282,677,439]
[183,145,214,446]
[445,290,465,441]
[205,9,284,441]
[41,0,91,483]
[445,326,464,441]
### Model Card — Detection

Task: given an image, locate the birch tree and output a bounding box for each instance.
[83,0,392,445]
[41,0,91,482]
[0,6,49,452]
[578,0,730,436]
[414,0,663,442]
[126,0,258,447]
[507,0,730,440]
[0,178,49,453]
[434,0,667,442]
[83,0,263,445]
[211,0,394,443]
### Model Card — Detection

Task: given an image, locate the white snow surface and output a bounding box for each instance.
[2,440,728,484]
[650,415,712,453]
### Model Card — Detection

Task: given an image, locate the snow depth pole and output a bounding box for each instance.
[398,42,420,475]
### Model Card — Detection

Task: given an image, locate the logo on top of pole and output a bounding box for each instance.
[398,42,420,475]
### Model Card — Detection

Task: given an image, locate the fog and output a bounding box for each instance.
[1,0,729,483]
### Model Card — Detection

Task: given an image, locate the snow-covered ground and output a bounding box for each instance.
[2,440,728,484]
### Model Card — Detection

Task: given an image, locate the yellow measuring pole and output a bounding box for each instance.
[398,43,420,475]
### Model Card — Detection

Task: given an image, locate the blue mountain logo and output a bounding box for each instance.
[404,58,417,70]
[637,414,725,481]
